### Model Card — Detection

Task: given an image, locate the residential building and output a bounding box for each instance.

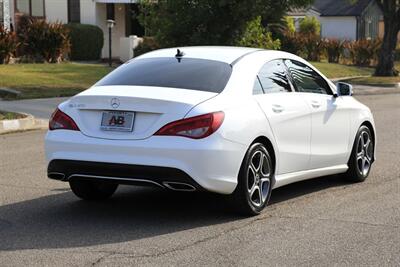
[288,0,384,40]
[3,0,145,61]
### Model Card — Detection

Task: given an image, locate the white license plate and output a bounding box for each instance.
[100,111,134,132]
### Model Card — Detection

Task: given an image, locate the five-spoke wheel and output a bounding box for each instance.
[231,143,273,215]
[247,150,271,208]
[345,125,374,182]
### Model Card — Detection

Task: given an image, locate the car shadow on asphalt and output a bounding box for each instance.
[0,175,348,251]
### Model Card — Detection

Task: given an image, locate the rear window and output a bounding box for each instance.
[96,57,232,93]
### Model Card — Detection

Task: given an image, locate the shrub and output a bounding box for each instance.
[284,16,296,35]
[345,39,382,66]
[134,37,160,57]
[395,43,400,61]
[237,16,281,50]
[0,26,18,64]
[18,17,70,63]
[299,16,320,36]
[302,34,324,61]
[66,23,104,60]
[324,38,345,63]
[280,32,304,55]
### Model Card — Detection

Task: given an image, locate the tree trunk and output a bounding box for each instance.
[374,10,399,76]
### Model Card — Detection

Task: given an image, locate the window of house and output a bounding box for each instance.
[16,0,44,17]
[68,0,80,23]
[257,60,292,93]
[284,59,331,95]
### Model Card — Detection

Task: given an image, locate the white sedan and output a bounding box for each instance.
[45,47,376,215]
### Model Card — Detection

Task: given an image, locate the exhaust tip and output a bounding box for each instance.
[163,182,196,192]
[48,172,66,180]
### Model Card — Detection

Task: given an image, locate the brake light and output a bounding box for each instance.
[49,108,79,131]
[154,111,224,139]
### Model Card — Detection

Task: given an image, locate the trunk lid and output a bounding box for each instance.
[65,86,217,140]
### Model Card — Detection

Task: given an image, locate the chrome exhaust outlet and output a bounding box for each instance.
[163,182,196,192]
[48,172,66,181]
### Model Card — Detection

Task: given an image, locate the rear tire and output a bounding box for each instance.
[343,125,374,182]
[69,179,118,200]
[230,143,273,216]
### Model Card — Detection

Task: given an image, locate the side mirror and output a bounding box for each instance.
[336,82,353,96]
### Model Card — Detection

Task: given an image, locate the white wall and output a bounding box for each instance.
[80,0,96,25]
[45,0,68,23]
[320,16,357,40]
[96,3,126,59]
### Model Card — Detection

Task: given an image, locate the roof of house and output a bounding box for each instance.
[313,0,375,16]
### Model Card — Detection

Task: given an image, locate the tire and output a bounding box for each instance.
[230,143,273,216]
[69,179,118,200]
[344,125,374,182]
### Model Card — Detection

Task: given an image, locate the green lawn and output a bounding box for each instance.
[0,111,26,120]
[310,62,374,79]
[0,63,112,100]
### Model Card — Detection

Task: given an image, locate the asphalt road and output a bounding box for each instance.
[0,94,399,266]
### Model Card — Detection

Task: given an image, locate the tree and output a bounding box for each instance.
[139,0,313,48]
[299,16,321,36]
[237,16,281,49]
[375,0,400,76]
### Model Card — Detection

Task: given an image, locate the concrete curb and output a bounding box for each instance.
[0,113,48,134]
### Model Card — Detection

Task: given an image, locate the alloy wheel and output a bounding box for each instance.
[356,130,373,177]
[247,150,271,207]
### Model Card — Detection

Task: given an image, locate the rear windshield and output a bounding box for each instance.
[96,57,232,93]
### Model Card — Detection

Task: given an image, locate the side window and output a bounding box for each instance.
[257,60,292,93]
[284,59,331,95]
[253,77,264,95]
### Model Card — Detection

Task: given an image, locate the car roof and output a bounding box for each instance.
[136,46,263,64]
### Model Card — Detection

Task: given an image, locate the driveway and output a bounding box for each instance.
[0,93,399,266]
[0,97,67,119]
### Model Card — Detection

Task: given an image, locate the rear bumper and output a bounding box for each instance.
[45,130,247,194]
[47,159,203,191]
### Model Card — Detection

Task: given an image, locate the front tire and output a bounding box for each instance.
[69,179,118,200]
[231,143,273,216]
[344,125,374,182]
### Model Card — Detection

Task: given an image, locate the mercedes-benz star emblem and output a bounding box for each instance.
[110,98,120,109]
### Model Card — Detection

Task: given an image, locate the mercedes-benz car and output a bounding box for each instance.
[45,47,376,215]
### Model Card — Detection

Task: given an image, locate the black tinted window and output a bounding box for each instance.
[258,60,291,93]
[284,60,331,95]
[96,57,232,93]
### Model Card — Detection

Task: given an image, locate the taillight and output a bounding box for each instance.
[154,111,224,139]
[49,108,79,131]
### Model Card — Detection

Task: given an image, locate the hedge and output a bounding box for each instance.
[66,23,103,60]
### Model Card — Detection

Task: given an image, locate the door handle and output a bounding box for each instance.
[272,104,284,113]
[311,100,321,108]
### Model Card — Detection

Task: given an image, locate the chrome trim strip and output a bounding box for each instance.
[163,182,196,192]
[68,174,165,188]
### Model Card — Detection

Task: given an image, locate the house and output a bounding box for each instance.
[288,0,384,40]
[1,0,145,61]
